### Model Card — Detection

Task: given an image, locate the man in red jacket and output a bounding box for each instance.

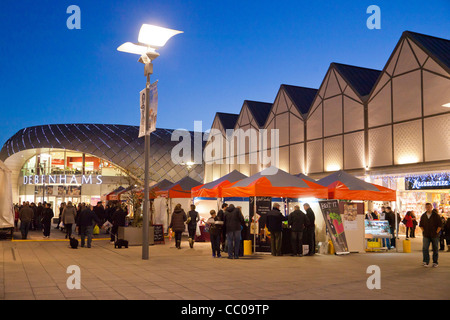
[419,203,443,268]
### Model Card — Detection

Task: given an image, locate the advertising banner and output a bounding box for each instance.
[249,196,272,252]
[319,200,349,254]
[139,81,158,138]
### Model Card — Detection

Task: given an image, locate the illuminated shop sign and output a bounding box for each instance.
[23,174,103,185]
[405,174,450,190]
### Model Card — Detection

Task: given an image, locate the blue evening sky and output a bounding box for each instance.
[0,0,449,146]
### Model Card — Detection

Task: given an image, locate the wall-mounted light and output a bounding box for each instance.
[442,103,450,108]
[397,155,419,165]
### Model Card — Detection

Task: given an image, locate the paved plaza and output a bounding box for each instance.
[0,229,448,301]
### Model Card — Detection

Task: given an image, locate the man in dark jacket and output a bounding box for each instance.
[41,203,54,238]
[288,205,309,256]
[385,207,398,249]
[19,203,34,239]
[93,201,106,226]
[266,203,287,256]
[303,203,316,255]
[76,204,102,248]
[420,203,443,267]
[217,203,228,252]
[223,204,244,259]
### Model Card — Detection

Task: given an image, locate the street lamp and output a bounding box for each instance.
[118,24,183,260]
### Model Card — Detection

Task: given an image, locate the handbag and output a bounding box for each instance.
[93,225,100,235]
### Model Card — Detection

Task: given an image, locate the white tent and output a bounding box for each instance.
[0,160,14,229]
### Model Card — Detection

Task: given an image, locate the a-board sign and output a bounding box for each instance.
[153,224,165,244]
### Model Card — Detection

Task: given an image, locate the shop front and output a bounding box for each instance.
[17,149,127,209]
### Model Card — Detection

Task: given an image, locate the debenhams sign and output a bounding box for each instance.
[23,174,103,185]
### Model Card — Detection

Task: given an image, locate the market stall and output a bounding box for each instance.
[191,170,248,220]
[221,166,328,253]
[0,160,14,238]
[317,170,397,253]
[155,176,202,233]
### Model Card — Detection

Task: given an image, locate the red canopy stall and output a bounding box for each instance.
[316,170,396,201]
[221,167,328,199]
[191,170,247,198]
[316,170,397,253]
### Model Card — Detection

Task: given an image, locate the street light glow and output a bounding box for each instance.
[138,24,183,48]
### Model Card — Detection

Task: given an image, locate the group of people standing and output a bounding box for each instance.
[169,202,316,259]
[14,200,128,248]
[15,202,54,239]
[265,203,316,257]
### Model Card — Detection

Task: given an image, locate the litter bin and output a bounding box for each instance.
[244,240,252,256]
[403,239,411,253]
[328,240,335,255]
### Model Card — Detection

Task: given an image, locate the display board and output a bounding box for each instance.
[249,196,272,252]
[319,200,349,254]
[339,202,365,253]
[364,220,391,238]
[153,224,165,244]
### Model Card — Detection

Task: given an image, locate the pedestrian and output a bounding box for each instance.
[41,203,54,238]
[303,203,316,255]
[62,201,77,239]
[385,207,397,249]
[76,204,101,248]
[187,204,199,249]
[266,203,287,256]
[403,211,414,239]
[217,203,228,252]
[36,202,44,231]
[444,215,450,252]
[223,204,244,259]
[419,204,443,268]
[439,210,447,251]
[288,205,309,256]
[57,202,66,230]
[19,203,34,239]
[93,201,106,226]
[206,210,222,258]
[30,202,37,230]
[110,203,127,243]
[14,205,19,231]
[410,211,417,238]
[169,204,187,249]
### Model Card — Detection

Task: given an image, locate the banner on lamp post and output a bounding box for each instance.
[139,81,158,138]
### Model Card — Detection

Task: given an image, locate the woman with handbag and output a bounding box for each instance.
[403,211,414,239]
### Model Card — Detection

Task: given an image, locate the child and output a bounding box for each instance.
[207,210,222,258]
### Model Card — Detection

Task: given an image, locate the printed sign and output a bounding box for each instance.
[319,200,349,254]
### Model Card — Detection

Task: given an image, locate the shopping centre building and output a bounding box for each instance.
[0,124,203,207]
[204,31,450,215]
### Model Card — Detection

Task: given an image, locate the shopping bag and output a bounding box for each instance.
[102,221,113,229]
[302,244,309,255]
[196,223,201,236]
[93,225,100,235]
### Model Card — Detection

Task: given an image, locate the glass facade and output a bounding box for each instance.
[18,149,125,208]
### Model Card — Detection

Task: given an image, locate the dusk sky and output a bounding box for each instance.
[0,0,449,146]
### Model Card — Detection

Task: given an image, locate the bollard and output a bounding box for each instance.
[403,239,411,253]
[244,240,253,256]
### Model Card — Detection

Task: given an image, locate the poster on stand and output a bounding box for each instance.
[249,196,272,252]
[319,200,349,254]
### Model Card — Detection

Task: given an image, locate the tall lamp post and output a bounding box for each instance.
[118,24,183,260]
